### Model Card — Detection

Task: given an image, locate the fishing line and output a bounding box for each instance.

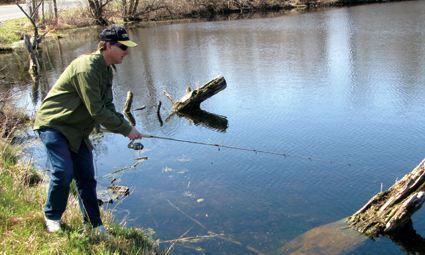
[136,134,352,167]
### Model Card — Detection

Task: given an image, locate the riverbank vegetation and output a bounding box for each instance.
[0,93,163,254]
[2,0,396,49]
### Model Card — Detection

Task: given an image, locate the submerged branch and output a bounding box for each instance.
[165,199,264,255]
[157,101,163,126]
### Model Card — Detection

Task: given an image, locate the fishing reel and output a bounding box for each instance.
[128,140,144,150]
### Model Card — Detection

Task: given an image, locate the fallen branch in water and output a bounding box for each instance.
[157,101,163,126]
[162,233,221,244]
[165,199,264,255]
[134,105,146,111]
[105,157,148,178]
[164,227,193,255]
[166,199,208,230]
[163,75,226,113]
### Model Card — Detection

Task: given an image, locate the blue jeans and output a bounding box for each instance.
[39,128,102,227]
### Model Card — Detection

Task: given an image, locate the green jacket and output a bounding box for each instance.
[34,52,132,152]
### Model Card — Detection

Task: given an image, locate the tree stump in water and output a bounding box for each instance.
[164,75,227,113]
[123,91,136,126]
[347,159,425,237]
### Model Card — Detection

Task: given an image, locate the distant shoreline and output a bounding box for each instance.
[0,0,413,52]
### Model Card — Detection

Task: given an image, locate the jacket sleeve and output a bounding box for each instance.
[104,85,126,120]
[73,71,132,136]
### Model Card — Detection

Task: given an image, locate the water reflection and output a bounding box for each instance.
[387,220,425,255]
[174,109,228,132]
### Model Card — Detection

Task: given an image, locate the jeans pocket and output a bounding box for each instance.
[39,128,62,145]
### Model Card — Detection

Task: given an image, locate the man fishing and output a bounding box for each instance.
[34,25,143,233]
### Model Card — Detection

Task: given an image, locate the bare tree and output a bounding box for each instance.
[16,2,43,78]
[26,0,40,22]
[122,0,171,22]
[52,0,58,23]
[122,0,139,21]
[87,0,111,25]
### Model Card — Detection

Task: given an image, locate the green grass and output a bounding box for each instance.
[0,109,164,254]
[0,18,30,48]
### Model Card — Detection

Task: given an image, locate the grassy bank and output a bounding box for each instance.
[0,97,164,254]
[0,18,29,49]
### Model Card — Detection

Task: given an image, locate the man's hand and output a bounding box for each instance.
[127,126,143,140]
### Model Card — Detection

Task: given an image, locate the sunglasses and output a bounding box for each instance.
[111,42,128,51]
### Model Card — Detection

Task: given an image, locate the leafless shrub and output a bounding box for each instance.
[0,90,29,140]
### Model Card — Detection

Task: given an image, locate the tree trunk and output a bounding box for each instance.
[131,0,139,17]
[31,0,39,22]
[164,75,227,113]
[53,0,58,23]
[122,0,128,20]
[347,159,425,237]
[88,0,108,25]
[17,2,42,79]
[41,0,45,23]
[24,34,41,79]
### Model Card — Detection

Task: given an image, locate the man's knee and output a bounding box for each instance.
[50,167,73,187]
[76,177,97,190]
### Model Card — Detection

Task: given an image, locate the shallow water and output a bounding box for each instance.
[2,1,425,254]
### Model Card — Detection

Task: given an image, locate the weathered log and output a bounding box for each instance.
[164,75,227,113]
[347,159,425,237]
[98,184,131,205]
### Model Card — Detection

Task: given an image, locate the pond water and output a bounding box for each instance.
[2,1,425,254]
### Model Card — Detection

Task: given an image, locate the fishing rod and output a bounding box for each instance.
[128,134,352,167]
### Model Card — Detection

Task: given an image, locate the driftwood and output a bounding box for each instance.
[98,184,131,205]
[280,159,425,255]
[347,159,425,237]
[164,76,227,113]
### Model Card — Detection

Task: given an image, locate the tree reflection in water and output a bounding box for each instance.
[387,219,425,255]
[176,108,228,132]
